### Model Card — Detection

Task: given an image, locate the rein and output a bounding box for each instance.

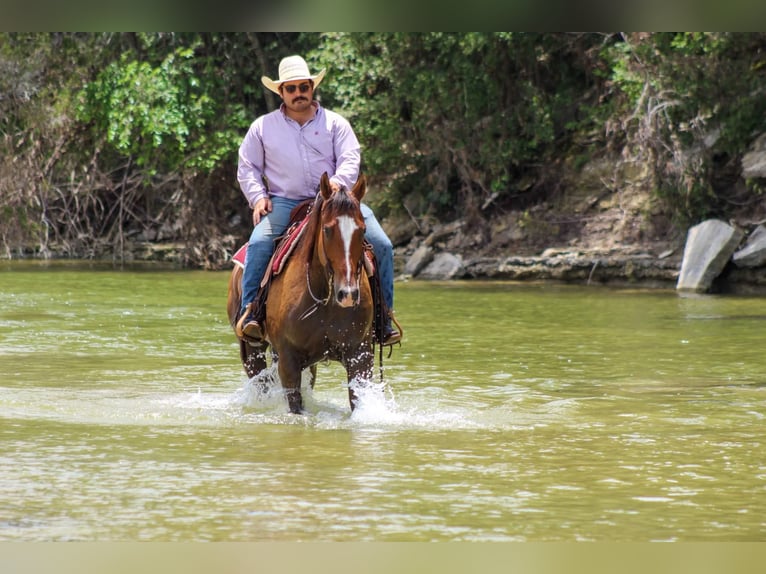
[299,261,332,320]
[299,193,332,320]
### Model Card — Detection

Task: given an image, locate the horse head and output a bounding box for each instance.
[316,172,367,308]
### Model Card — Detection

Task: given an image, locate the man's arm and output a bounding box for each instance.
[237,121,269,208]
[330,116,361,190]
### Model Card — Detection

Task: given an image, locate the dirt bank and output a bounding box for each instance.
[386,162,766,293]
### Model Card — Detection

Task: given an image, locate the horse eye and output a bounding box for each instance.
[323,225,332,237]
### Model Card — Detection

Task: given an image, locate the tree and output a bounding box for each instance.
[312,33,605,225]
[605,32,766,224]
[3,33,766,267]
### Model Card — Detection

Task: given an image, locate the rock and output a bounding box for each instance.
[733,224,766,268]
[424,220,464,247]
[418,252,465,280]
[742,133,766,179]
[383,215,420,247]
[677,219,744,292]
[658,248,675,259]
[459,250,680,286]
[403,244,434,277]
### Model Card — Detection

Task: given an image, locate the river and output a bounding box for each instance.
[1,261,764,541]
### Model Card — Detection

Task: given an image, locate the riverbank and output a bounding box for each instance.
[401,245,766,294]
[6,211,766,295]
[5,160,766,294]
[385,175,766,294]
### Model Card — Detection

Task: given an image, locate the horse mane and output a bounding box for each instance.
[322,185,360,219]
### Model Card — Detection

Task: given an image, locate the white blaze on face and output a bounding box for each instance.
[337,215,358,285]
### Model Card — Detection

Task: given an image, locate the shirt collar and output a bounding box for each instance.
[279,100,321,122]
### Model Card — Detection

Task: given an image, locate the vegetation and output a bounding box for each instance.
[2,32,766,267]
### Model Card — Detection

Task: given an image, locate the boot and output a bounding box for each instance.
[235,303,263,343]
[380,311,403,346]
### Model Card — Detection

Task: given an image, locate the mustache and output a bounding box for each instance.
[292,96,309,103]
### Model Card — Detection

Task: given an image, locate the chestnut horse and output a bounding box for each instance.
[227,173,374,413]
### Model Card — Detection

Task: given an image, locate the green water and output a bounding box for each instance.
[1,261,764,541]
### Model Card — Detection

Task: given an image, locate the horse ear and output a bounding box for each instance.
[320,172,332,200]
[351,174,367,203]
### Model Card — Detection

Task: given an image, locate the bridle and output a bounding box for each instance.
[298,183,387,382]
[300,261,332,320]
[299,190,364,320]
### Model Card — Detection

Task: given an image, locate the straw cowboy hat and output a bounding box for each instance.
[261,55,326,95]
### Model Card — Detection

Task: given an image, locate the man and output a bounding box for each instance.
[235,55,400,346]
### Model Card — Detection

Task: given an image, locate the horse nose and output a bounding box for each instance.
[336,286,359,307]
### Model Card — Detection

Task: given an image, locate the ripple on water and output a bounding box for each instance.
[4,273,766,541]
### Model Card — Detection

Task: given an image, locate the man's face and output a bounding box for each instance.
[279,80,314,112]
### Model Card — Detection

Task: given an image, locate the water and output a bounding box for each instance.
[1,261,765,541]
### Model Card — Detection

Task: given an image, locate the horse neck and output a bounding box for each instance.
[304,196,330,290]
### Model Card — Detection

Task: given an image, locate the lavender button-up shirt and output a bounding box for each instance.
[237,102,361,208]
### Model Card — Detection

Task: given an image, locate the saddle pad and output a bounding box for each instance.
[364,248,375,277]
[231,199,314,271]
[271,215,310,275]
[232,243,247,269]
[230,215,311,274]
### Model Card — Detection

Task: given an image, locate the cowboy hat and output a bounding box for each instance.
[261,55,326,95]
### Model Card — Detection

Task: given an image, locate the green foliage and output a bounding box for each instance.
[604,32,766,224]
[311,32,589,219]
[0,32,294,261]
[4,32,766,264]
[77,45,218,172]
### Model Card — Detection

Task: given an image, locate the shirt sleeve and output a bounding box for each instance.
[237,120,268,208]
[329,115,361,190]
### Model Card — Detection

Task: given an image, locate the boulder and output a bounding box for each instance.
[742,133,766,179]
[733,224,766,268]
[383,215,420,247]
[677,219,744,292]
[419,252,465,280]
[424,220,464,246]
[403,244,434,277]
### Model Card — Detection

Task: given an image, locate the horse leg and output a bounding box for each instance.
[229,265,269,379]
[308,364,317,389]
[240,339,268,378]
[345,347,375,411]
[277,355,304,414]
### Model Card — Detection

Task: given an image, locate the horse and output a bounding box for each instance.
[227,173,375,414]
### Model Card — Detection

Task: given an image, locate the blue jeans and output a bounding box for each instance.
[240,197,395,319]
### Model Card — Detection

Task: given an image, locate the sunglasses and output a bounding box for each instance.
[281,82,312,94]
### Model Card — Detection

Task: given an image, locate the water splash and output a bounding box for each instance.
[231,364,292,411]
[347,378,401,425]
[228,366,409,428]
[223,365,529,430]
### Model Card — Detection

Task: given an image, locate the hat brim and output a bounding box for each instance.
[261,68,326,95]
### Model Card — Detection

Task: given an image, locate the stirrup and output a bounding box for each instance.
[381,311,403,347]
[235,303,263,342]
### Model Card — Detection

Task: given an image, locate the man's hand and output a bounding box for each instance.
[252,197,272,226]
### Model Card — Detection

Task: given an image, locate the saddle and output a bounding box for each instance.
[231,199,312,275]
[234,199,386,341]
